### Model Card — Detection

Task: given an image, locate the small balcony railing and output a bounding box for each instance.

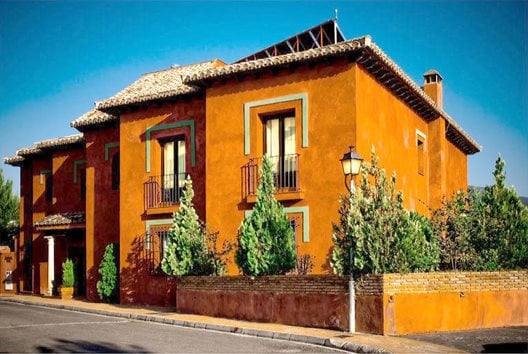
[144,173,189,209]
[242,154,300,199]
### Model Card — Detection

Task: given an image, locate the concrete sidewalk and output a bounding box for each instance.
[0,294,463,353]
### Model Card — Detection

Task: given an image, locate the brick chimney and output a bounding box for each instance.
[423,69,443,109]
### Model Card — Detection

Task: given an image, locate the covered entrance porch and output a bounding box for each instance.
[34,212,86,297]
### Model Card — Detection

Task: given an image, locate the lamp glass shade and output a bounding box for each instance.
[340,147,363,176]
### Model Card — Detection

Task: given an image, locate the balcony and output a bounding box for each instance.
[242,154,303,202]
[144,173,188,214]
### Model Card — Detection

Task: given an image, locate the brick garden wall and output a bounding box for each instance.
[356,270,528,335]
[173,271,527,335]
[176,275,350,331]
[356,270,528,294]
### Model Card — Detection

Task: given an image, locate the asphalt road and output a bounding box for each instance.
[0,302,345,353]
[406,326,528,353]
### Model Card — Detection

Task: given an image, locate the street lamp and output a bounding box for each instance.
[340,145,363,192]
[340,146,363,334]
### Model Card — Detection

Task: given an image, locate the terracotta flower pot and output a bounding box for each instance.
[60,286,74,300]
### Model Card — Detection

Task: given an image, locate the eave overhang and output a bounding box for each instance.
[184,37,481,155]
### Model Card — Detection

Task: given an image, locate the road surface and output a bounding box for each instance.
[0,301,345,353]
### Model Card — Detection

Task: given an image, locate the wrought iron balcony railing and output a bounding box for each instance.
[144,173,189,209]
[242,154,300,199]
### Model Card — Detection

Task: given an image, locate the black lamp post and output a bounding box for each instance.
[340,145,364,333]
[340,146,363,192]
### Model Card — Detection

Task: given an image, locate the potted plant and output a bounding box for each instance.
[60,259,75,300]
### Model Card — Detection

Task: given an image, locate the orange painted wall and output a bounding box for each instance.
[355,65,431,215]
[84,127,120,301]
[30,157,52,293]
[384,290,528,335]
[18,146,87,295]
[119,98,206,305]
[16,163,33,292]
[51,148,85,214]
[205,60,357,274]
[446,139,468,198]
[204,59,469,274]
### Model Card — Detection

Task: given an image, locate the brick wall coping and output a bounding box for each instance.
[176,275,349,294]
[356,270,528,295]
[174,271,527,296]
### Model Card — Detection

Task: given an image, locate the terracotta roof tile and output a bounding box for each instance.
[70,109,117,131]
[34,134,84,150]
[3,155,25,166]
[95,60,221,110]
[16,146,44,157]
[34,212,85,227]
[4,133,84,164]
[183,37,370,83]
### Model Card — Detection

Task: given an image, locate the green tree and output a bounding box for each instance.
[97,243,119,302]
[432,191,475,270]
[0,169,19,246]
[432,156,528,271]
[470,157,528,270]
[236,155,296,276]
[331,147,440,276]
[162,177,229,276]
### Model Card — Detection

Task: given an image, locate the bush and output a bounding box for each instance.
[236,155,296,276]
[432,191,476,270]
[62,259,75,288]
[331,147,440,277]
[162,177,230,276]
[294,254,315,275]
[433,156,528,271]
[97,243,119,302]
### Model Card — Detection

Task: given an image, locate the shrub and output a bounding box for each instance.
[62,259,75,288]
[432,191,476,270]
[162,177,229,276]
[236,155,296,276]
[331,147,440,277]
[472,157,528,269]
[97,243,119,302]
[433,156,528,271]
[294,254,315,275]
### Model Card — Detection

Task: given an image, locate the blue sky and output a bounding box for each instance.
[1,1,527,196]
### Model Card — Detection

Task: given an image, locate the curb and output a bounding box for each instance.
[0,297,387,353]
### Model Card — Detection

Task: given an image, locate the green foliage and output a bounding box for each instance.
[331,147,440,277]
[236,155,296,276]
[432,191,476,270]
[162,177,230,276]
[97,243,119,302]
[433,156,528,270]
[62,259,75,288]
[0,169,19,247]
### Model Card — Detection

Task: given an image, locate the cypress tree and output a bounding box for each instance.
[161,177,205,276]
[236,155,296,276]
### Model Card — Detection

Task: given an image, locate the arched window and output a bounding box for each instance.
[112,152,120,190]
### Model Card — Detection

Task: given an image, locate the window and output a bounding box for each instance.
[112,152,120,191]
[160,137,186,203]
[146,225,171,274]
[416,131,426,176]
[45,174,53,204]
[288,216,300,249]
[80,169,86,200]
[264,113,297,190]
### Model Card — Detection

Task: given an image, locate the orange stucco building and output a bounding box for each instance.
[4,20,480,305]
